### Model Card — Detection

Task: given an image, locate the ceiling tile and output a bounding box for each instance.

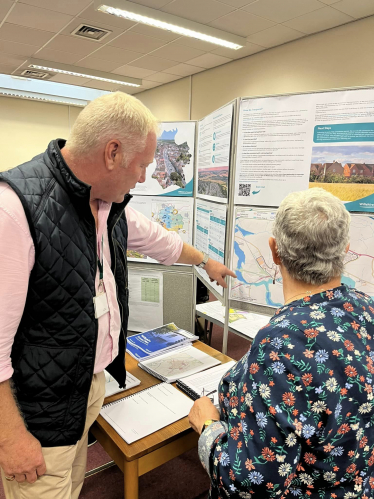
[162,62,205,76]
[283,5,353,33]
[86,45,142,64]
[318,0,340,4]
[128,55,177,71]
[109,31,167,53]
[49,73,92,85]
[161,0,235,24]
[0,39,38,57]
[116,86,140,94]
[127,0,174,7]
[130,24,180,41]
[331,0,374,18]
[150,43,206,63]
[247,24,305,47]
[79,5,137,30]
[217,0,256,6]
[33,47,82,64]
[146,72,181,83]
[242,0,325,23]
[61,17,124,44]
[211,41,265,58]
[0,0,14,21]
[209,10,276,36]
[17,0,92,16]
[6,3,73,33]
[0,63,16,75]
[43,34,99,57]
[0,23,53,47]
[112,64,157,78]
[0,53,27,68]
[76,56,122,72]
[186,52,232,68]
[164,36,218,52]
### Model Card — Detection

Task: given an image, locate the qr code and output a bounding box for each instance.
[239,184,251,196]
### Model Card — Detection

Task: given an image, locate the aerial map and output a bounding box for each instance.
[230,209,374,307]
[131,122,195,197]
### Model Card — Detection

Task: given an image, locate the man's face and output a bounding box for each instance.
[111,132,157,203]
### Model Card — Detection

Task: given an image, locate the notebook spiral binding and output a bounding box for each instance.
[102,385,157,409]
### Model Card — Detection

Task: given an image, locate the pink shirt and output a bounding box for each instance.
[0,182,183,382]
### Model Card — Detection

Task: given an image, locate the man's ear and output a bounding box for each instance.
[104,140,120,171]
[345,243,350,253]
[269,237,281,265]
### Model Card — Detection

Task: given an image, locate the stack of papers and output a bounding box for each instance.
[196,301,271,339]
[177,360,236,407]
[138,345,221,383]
[126,323,198,361]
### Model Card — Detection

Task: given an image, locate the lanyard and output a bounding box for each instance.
[97,236,104,292]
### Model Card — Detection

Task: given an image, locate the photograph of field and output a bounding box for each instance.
[309,145,374,201]
[197,166,228,198]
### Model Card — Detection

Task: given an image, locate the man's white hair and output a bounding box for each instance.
[273,188,350,285]
[66,91,159,164]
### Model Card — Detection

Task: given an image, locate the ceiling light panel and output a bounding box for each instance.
[27,59,141,87]
[94,0,246,49]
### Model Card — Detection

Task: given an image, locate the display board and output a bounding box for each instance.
[197,103,234,203]
[127,196,194,264]
[131,121,196,197]
[235,88,374,212]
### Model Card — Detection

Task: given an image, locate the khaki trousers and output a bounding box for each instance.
[1,371,106,499]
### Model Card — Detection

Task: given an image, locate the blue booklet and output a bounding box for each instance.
[126,323,197,361]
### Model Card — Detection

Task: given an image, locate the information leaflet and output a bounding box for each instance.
[235,88,374,212]
[197,103,234,203]
[195,200,227,296]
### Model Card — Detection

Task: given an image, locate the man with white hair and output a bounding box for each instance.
[0,92,235,498]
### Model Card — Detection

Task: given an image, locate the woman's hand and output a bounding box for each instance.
[188,397,220,434]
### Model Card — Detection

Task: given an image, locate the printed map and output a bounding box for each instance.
[151,200,192,244]
[230,209,374,307]
[147,353,203,378]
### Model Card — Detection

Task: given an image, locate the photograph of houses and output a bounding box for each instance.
[309,145,374,202]
[197,166,229,198]
[152,128,192,190]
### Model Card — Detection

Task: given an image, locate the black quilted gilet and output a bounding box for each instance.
[0,139,130,447]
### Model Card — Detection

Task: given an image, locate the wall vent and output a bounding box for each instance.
[21,69,51,79]
[71,24,112,41]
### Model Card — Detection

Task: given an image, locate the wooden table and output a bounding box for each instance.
[91,341,233,499]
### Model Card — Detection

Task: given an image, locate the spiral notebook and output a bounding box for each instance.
[176,361,236,407]
[100,383,194,444]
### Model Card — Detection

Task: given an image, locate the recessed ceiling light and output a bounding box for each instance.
[94,0,245,50]
[27,59,142,88]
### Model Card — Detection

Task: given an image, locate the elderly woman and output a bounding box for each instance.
[189,188,374,499]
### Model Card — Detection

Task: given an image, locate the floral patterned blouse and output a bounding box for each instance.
[198,285,374,499]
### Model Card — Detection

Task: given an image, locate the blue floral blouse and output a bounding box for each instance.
[198,285,374,499]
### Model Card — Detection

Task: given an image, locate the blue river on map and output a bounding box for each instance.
[234,234,281,307]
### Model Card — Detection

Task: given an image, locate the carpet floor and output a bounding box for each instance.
[0,322,251,499]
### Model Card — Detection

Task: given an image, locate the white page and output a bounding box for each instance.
[104,371,141,398]
[128,269,163,332]
[100,383,193,444]
[180,360,236,405]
